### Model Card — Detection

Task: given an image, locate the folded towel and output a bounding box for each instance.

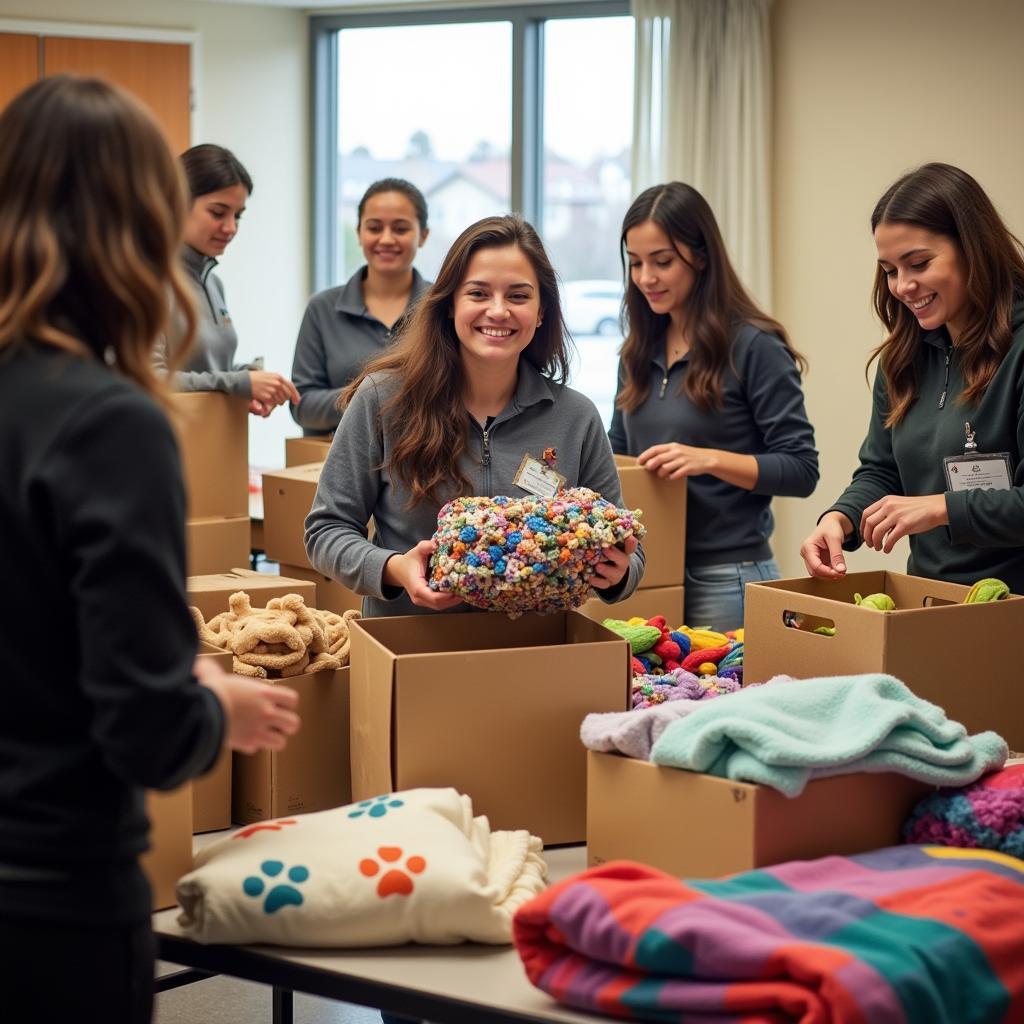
[514,846,1024,1023]
[176,788,547,946]
[580,701,703,760]
[904,763,1024,856]
[650,673,1007,796]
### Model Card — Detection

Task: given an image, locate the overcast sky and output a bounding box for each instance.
[338,17,634,165]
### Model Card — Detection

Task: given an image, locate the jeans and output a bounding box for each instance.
[683,558,780,632]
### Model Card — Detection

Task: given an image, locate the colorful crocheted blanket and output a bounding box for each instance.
[514,846,1024,1023]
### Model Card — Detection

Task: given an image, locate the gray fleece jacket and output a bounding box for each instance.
[304,360,645,617]
[153,246,254,395]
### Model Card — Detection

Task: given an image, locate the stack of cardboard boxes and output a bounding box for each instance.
[172,392,251,576]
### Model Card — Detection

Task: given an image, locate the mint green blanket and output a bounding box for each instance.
[649,674,1007,796]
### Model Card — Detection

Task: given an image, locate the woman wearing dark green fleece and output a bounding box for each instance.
[802,163,1024,593]
[609,183,819,631]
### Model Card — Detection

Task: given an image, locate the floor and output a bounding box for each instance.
[155,968,382,1023]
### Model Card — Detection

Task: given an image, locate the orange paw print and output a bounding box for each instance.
[359,846,426,898]
[233,819,298,840]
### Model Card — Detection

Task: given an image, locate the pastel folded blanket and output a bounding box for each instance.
[580,701,703,760]
[176,788,547,946]
[650,673,1007,796]
[513,846,1024,1023]
[904,762,1024,857]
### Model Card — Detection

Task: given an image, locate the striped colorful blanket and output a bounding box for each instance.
[514,846,1024,1023]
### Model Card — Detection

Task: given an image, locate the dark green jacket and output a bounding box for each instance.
[828,301,1024,592]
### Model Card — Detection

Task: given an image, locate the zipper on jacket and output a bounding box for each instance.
[200,264,219,323]
[938,347,951,409]
[658,374,669,399]
[481,425,492,493]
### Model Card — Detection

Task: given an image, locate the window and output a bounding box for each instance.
[312,2,632,424]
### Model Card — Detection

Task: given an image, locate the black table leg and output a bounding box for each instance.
[273,986,294,1024]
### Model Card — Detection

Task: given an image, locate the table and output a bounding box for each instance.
[155,846,601,1024]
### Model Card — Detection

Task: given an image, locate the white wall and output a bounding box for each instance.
[770,0,1024,577]
[0,0,309,468]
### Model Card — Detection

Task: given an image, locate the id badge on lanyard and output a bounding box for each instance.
[942,421,1013,492]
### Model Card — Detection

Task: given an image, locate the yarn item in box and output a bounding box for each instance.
[427,487,645,615]
[631,668,740,709]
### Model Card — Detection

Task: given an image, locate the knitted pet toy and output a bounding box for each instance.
[191,592,360,679]
[902,763,1024,857]
[427,487,645,616]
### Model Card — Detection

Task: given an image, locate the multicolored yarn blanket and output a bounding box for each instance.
[650,673,1007,796]
[514,846,1024,1023]
[904,762,1024,857]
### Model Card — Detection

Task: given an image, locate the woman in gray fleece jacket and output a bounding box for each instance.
[305,214,645,618]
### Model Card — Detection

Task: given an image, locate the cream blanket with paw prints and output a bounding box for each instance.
[175,788,548,946]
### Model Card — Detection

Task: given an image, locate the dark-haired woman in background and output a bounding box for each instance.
[609,182,819,631]
[0,76,299,1021]
[155,143,299,416]
[801,163,1024,593]
[290,178,431,435]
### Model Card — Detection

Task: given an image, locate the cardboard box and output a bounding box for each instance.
[191,644,234,833]
[744,571,1024,749]
[262,463,322,568]
[185,516,252,577]
[587,751,933,878]
[615,455,686,589]
[277,562,363,615]
[349,612,630,845]
[141,784,193,910]
[187,567,317,623]
[578,585,684,628]
[232,668,351,824]
[285,435,332,467]
[170,392,249,519]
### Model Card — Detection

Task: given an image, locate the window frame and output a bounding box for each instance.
[309,1,629,292]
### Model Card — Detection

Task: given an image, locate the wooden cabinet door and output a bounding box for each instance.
[0,33,39,113]
[43,36,190,153]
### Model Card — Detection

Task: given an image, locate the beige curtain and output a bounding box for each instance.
[631,0,773,306]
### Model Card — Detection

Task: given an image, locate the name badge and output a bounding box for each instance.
[513,454,566,498]
[942,453,1013,492]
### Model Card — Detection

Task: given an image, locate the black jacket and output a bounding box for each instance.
[0,343,224,924]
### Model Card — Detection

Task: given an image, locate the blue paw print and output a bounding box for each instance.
[348,795,405,819]
[242,860,309,914]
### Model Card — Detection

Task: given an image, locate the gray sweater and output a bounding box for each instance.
[290,267,429,436]
[154,246,253,395]
[609,323,819,565]
[305,360,645,617]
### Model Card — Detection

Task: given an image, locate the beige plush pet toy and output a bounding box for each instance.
[191,592,360,679]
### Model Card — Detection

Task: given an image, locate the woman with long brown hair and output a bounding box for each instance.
[305,214,644,618]
[801,163,1024,591]
[610,182,818,631]
[0,76,299,1020]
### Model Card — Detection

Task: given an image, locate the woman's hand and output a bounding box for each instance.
[383,540,464,611]
[860,494,948,552]
[637,442,716,479]
[248,370,300,413]
[589,535,639,590]
[193,656,301,755]
[799,511,853,579]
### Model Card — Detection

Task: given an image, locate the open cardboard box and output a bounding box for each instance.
[614,455,686,589]
[170,392,249,519]
[578,585,684,629]
[277,561,363,615]
[350,612,630,845]
[285,435,332,467]
[587,751,934,878]
[744,571,1024,749]
[187,567,317,623]
[141,784,192,911]
[232,667,351,824]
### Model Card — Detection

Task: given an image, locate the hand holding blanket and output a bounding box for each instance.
[176,788,547,946]
[514,847,1024,1023]
[650,673,1007,796]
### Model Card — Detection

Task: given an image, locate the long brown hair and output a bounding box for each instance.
[0,75,196,397]
[617,182,805,413]
[869,162,1024,426]
[343,214,571,506]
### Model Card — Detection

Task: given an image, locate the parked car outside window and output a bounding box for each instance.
[562,279,624,338]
